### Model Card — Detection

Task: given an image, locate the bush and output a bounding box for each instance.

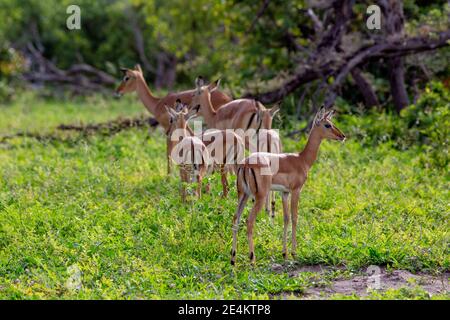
[402,82,449,168]
[0,44,26,103]
[340,81,449,169]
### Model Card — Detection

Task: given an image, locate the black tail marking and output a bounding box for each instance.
[246,113,256,130]
[250,168,258,194]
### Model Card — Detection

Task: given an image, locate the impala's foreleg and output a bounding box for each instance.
[166,138,172,175]
[290,189,300,259]
[271,192,276,218]
[179,166,188,203]
[281,192,290,260]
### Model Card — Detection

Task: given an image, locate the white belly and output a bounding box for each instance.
[271,184,290,192]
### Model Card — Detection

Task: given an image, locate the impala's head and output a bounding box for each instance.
[257,103,280,129]
[190,76,221,111]
[115,64,143,96]
[312,106,346,141]
[165,99,198,131]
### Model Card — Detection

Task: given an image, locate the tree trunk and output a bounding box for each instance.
[379,0,409,112]
[350,67,379,108]
[388,57,409,112]
[154,52,177,90]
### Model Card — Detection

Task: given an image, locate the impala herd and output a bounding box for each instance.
[115,65,346,265]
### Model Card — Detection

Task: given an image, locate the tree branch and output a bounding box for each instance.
[244,29,450,104]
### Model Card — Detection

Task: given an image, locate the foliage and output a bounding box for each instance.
[338,82,449,168]
[0,0,448,104]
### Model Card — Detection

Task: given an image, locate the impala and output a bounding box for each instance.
[168,100,245,197]
[230,107,346,265]
[166,105,210,203]
[115,65,231,174]
[190,77,280,133]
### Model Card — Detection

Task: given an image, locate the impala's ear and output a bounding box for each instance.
[134,64,143,73]
[207,78,221,93]
[314,105,326,125]
[186,107,199,121]
[269,104,281,117]
[189,103,201,115]
[325,109,335,120]
[175,99,184,112]
[195,76,205,89]
[165,105,177,120]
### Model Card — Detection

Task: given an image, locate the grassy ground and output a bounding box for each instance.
[0,94,448,299]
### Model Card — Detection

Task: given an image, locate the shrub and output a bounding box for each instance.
[340,81,449,169]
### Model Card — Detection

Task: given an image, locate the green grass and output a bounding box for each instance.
[0,95,448,299]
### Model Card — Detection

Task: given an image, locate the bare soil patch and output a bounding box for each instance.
[271,264,449,299]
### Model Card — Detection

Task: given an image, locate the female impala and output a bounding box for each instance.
[190,77,280,133]
[230,107,346,265]
[115,65,231,174]
[165,105,210,203]
[167,101,245,197]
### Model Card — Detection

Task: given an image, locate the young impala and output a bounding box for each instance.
[115,65,231,174]
[167,100,245,197]
[166,105,210,203]
[230,107,346,265]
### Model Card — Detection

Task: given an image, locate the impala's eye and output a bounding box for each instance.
[124,76,130,81]
[324,124,331,128]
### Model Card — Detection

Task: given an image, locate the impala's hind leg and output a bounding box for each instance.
[247,196,266,265]
[231,192,249,266]
[220,165,228,197]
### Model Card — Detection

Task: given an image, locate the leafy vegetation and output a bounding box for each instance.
[339,81,449,168]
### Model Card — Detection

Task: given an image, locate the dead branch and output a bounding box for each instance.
[22,43,117,94]
[1,116,159,145]
[57,116,158,133]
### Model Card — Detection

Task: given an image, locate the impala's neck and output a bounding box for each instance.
[199,92,217,127]
[299,127,323,169]
[180,125,189,138]
[135,75,160,116]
